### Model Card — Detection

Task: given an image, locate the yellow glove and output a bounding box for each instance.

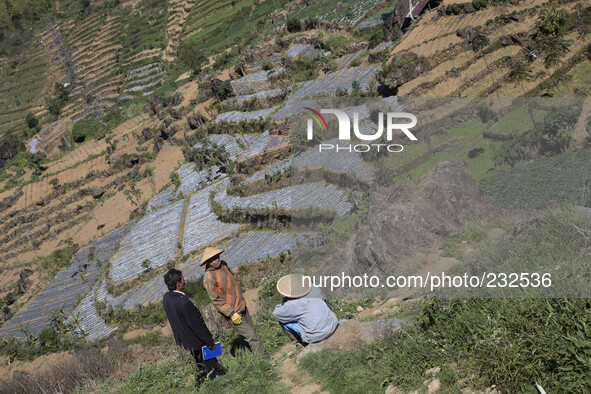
[231,312,242,325]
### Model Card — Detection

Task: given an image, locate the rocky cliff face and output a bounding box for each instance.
[347,159,490,274]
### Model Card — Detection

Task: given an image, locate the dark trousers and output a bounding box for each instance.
[283,327,308,347]
[229,308,271,360]
[191,349,223,385]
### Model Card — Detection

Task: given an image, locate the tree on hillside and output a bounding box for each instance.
[508,58,537,128]
[178,40,207,74]
[508,58,534,97]
[471,33,500,102]
[46,82,73,117]
[493,139,525,168]
[0,0,52,41]
[183,140,234,179]
[286,17,301,33]
[536,7,568,37]
[78,0,91,16]
[538,36,570,94]
[25,112,40,131]
[211,80,234,101]
[575,5,591,40]
[537,105,580,154]
[124,180,143,209]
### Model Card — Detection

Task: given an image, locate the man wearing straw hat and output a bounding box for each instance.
[201,247,271,360]
[273,273,338,350]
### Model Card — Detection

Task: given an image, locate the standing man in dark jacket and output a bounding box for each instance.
[163,268,223,385]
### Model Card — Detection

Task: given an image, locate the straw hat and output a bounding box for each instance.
[276,274,312,298]
[200,247,224,266]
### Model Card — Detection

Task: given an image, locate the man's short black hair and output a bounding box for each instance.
[164,268,183,292]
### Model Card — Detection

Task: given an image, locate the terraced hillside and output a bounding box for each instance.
[0,39,51,147]
[0,123,368,339]
[0,0,589,359]
[388,0,591,97]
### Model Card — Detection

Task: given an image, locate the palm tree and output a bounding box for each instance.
[539,36,570,94]
[508,58,534,97]
[472,33,501,102]
[508,58,536,128]
[575,6,591,42]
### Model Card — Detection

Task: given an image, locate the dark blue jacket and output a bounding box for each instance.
[163,291,215,351]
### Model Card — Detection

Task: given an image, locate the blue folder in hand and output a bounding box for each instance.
[201,342,222,360]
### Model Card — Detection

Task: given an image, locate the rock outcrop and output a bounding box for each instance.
[348,159,490,274]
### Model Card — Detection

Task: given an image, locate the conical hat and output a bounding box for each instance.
[276,274,312,298]
[200,247,224,266]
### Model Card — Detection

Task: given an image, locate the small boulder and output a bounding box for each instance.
[153,139,164,154]
[141,127,153,140]
[12,268,33,295]
[171,92,183,106]
[170,107,185,119]
[427,379,440,393]
[425,366,440,378]
[91,187,106,200]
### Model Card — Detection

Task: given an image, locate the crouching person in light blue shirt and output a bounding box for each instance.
[272,274,338,351]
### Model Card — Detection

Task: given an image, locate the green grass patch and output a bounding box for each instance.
[479,149,591,208]
[253,276,291,354]
[486,106,547,138]
[182,0,286,57]
[453,208,591,297]
[289,0,383,24]
[104,348,286,393]
[71,118,103,143]
[441,224,489,259]
[98,302,168,333]
[300,343,403,393]
[403,119,488,182]
[118,352,195,393]
[302,209,591,392]
[126,330,162,347]
[301,296,591,393]
[200,350,287,393]
[328,195,371,243]
[568,59,591,81]
[119,0,168,61]
[459,139,495,180]
[325,298,375,319]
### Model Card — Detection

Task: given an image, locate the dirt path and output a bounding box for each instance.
[244,288,326,393]
[574,97,591,146]
[164,0,194,62]
[276,343,328,394]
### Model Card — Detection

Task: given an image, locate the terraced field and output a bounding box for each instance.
[274,64,382,120]
[231,69,285,96]
[0,42,49,141]
[1,0,588,350]
[0,226,126,339]
[164,0,196,61]
[182,180,241,254]
[181,0,290,55]
[0,118,355,338]
[109,200,184,284]
[0,113,156,271]
[395,0,584,97]
[214,182,353,216]
[72,230,310,339]
[287,0,384,25]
